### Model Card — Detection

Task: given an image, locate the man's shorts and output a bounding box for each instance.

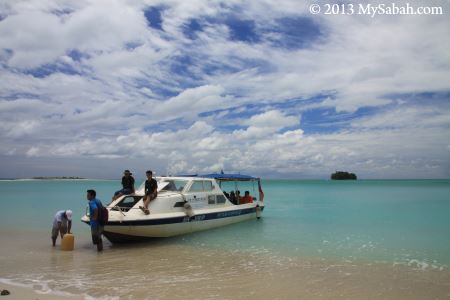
[114,188,133,196]
[145,191,157,201]
[91,225,104,244]
[51,223,67,239]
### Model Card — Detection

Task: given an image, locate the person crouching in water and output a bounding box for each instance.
[140,170,158,215]
[51,210,72,246]
[86,189,103,252]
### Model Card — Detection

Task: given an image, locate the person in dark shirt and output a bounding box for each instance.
[229,191,237,205]
[140,170,158,215]
[112,170,135,201]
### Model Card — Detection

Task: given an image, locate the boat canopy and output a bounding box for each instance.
[200,173,259,181]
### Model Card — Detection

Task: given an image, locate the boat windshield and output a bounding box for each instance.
[220,181,257,195]
[160,179,189,192]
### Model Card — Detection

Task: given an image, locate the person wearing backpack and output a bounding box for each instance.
[86,189,104,252]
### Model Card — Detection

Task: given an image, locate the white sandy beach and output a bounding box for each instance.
[1,229,450,299]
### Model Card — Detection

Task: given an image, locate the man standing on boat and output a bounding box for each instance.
[86,189,103,252]
[112,170,135,201]
[140,170,157,215]
[51,210,72,246]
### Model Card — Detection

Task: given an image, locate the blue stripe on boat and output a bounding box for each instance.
[104,207,260,226]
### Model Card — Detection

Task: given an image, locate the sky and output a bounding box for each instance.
[0,0,449,179]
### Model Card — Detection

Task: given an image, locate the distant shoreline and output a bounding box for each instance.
[0,177,90,181]
[0,178,119,181]
[31,176,86,180]
[0,177,449,181]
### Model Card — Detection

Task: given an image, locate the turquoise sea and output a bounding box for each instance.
[0,179,450,299]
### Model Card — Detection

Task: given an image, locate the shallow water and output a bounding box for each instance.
[0,179,450,299]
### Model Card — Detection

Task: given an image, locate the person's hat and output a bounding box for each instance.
[124,169,132,175]
[65,210,73,221]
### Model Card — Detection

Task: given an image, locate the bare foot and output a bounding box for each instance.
[139,206,150,214]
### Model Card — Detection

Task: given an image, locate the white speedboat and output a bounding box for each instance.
[81,174,265,243]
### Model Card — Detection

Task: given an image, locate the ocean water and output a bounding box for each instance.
[0,179,450,299]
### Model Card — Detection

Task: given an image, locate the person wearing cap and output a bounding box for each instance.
[51,210,72,247]
[112,169,135,201]
[139,170,158,215]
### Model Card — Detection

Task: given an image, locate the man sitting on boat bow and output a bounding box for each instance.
[140,170,158,215]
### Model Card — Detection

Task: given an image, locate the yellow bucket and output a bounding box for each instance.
[61,233,74,251]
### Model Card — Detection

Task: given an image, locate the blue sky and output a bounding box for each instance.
[0,0,449,179]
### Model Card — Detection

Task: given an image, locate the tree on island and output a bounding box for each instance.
[32,176,85,180]
[331,171,357,180]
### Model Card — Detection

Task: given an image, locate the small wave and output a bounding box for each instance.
[0,277,120,300]
[0,277,76,297]
[84,295,119,300]
[0,278,31,288]
[407,259,429,270]
[392,259,447,271]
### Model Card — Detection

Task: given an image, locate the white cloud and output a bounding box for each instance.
[6,114,449,179]
[244,110,299,129]
[150,85,239,123]
[0,0,150,69]
[26,146,40,157]
[5,120,41,138]
[352,106,450,129]
[0,0,449,179]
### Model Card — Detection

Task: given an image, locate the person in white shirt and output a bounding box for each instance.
[51,210,72,246]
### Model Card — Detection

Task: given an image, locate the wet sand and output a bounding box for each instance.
[0,229,449,299]
[0,282,82,300]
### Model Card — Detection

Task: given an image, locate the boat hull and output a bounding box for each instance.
[84,205,264,243]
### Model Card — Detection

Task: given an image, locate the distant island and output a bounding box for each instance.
[32,176,86,180]
[331,171,357,180]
